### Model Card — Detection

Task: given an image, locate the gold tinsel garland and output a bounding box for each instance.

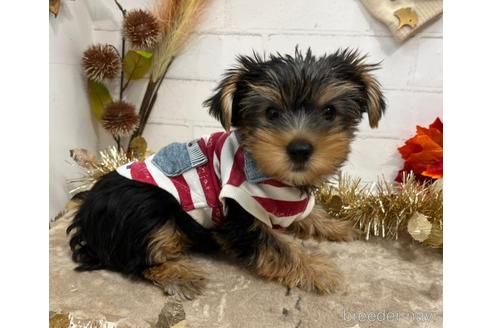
[316,173,443,248]
[68,147,443,248]
[68,147,139,195]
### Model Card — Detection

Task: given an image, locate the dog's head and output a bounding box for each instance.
[204,48,386,187]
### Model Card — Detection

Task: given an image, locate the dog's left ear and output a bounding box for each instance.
[331,49,386,128]
[357,65,386,128]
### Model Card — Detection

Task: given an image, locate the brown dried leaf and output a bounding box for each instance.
[49,0,61,17]
[129,136,148,160]
[49,313,70,328]
[70,149,97,169]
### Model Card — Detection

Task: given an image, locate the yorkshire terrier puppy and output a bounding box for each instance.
[67,48,385,300]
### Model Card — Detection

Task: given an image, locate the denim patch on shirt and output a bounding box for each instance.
[151,140,208,177]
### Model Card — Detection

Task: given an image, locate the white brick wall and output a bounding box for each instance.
[50,1,99,218]
[51,0,442,215]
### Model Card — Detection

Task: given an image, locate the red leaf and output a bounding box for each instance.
[395,117,443,182]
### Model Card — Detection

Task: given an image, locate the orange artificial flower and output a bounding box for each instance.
[396,118,443,182]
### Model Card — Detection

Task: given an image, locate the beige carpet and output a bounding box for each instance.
[50,213,442,328]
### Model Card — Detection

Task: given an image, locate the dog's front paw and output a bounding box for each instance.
[292,205,359,242]
[297,253,344,294]
[321,219,359,242]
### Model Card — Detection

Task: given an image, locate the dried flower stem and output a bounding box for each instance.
[114,0,127,102]
[113,0,128,151]
[132,56,174,140]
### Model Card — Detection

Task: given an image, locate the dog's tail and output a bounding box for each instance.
[66,185,108,271]
[65,171,183,275]
[66,208,104,271]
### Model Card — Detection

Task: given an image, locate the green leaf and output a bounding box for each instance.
[135,50,153,59]
[123,50,153,80]
[87,80,112,120]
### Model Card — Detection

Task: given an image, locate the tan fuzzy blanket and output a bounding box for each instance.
[50,214,442,328]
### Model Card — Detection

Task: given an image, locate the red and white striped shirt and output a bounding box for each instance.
[117,131,315,229]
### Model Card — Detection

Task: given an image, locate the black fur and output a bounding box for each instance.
[67,171,219,275]
[213,200,284,266]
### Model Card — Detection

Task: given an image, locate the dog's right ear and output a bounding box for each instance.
[203,69,243,131]
[204,53,264,131]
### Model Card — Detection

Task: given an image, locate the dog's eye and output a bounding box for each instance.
[323,105,336,121]
[266,107,280,121]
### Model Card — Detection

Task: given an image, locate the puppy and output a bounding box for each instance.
[67,48,385,300]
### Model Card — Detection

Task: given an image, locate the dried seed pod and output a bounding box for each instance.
[123,9,161,49]
[101,101,140,137]
[82,44,120,81]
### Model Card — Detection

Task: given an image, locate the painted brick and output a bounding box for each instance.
[92,30,122,49]
[225,0,389,35]
[143,122,193,150]
[192,125,224,139]
[267,34,419,89]
[341,136,404,183]
[50,1,93,65]
[197,0,227,32]
[166,34,264,81]
[410,38,443,89]
[147,79,219,124]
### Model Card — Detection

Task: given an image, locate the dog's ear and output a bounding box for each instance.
[358,64,386,129]
[204,53,264,130]
[330,49,386,128]
[203,70,242,131]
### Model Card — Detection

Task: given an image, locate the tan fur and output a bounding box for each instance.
[220,83,235,131]
[143,258,207,300]
[288,205,357,242]
[147,221,190,264]
[216,73,241,131]
[316,82,359,107]
[252,222,342,294]
[145,222,206,300]
[243,128,350,186]
[247,83,282,104]
[359,72,384,128]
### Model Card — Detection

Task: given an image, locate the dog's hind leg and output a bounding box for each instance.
[144,220,207,300]
[144,258,207,300]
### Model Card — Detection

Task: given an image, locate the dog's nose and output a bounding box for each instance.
[287,140,313,163]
